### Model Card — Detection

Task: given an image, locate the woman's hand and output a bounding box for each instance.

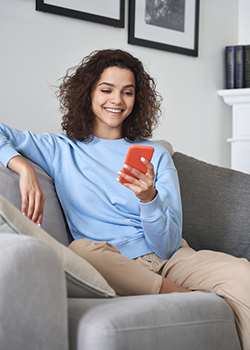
[8,156,45,226]
[117,157,157,203]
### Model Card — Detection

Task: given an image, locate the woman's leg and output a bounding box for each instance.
[134,252,192,294]
[162,240,250,350]
[68,239,191,296]
[68,239,162,296]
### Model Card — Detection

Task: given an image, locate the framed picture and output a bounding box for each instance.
[128,0,200,56]
[36,0,125,28]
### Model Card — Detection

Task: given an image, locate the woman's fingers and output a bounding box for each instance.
[117,158,157,203]
[24,190,45,225]
[140,157,155,178]
[21,192,29,216]
[118,158,154,184]
[19,170,45,225]
[34,191,45,226]
[7,156,45,226]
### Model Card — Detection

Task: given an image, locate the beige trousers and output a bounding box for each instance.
[69,238,250,350]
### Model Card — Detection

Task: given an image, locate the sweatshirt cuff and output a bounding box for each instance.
[139,192,163,221]
[0,146,20,167]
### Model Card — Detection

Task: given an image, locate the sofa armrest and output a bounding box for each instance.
[0,234,68,350]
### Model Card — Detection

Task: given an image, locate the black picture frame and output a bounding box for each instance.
[128,0,200,57]
[36,0,125,28]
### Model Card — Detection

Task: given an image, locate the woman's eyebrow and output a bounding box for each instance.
[98,82,113,87]
[98,82,135,89]
[124,84,136,89]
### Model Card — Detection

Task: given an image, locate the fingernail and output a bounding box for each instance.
[37,223,41,227]
[117,170,122,175]
[141,157,146,161]
[124,164,128,169]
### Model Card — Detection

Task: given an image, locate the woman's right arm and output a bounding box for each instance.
[8,156,45,226]
[0,123,55,226]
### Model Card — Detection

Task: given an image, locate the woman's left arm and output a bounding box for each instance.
[117,155,182,260]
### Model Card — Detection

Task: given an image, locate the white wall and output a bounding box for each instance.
[239,0,250,44]
[0,0,239,167]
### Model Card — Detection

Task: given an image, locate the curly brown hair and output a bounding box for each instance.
[57,49,162,141]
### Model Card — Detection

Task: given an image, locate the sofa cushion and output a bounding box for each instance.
[0,159,72,246]
[0,195,116,298]
[173,152,250,260]
[67,292,241,350]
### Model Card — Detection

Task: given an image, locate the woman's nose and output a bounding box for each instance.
[110,92,122,104]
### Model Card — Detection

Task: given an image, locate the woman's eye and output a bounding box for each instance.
[101,89,111,93]
[124,91,133,96]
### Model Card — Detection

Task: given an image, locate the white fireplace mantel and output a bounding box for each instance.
[218,88,250,174]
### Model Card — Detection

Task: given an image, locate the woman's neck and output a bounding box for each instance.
[92,127,123,140]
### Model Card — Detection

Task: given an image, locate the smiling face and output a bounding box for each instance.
[91,66,136,140]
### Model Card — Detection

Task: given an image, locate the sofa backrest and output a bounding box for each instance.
[173,152,250,261]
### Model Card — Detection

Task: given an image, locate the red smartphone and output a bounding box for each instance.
[119,145,154,184]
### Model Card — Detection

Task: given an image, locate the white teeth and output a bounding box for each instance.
[105,108,122,113]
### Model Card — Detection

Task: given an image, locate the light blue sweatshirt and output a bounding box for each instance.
[0,123,182,260]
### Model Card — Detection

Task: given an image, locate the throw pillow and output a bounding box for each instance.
[0,195,116,298]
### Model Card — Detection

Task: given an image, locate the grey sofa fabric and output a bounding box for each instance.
[173,152,250,260]
[0,159,72,246]
[68,293,241,350]
[153,139,174,155]
[0,234,68,350]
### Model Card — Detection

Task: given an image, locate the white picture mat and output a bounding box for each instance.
[44,0,120,20]
[135,0,196,50]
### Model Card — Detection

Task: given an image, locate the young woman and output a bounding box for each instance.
[0,49,249,349]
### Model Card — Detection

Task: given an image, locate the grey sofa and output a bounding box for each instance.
[1,140,249,350]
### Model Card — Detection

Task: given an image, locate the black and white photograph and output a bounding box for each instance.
[128,0,199,56]
[36,0,125,28]
[145,0,185,33]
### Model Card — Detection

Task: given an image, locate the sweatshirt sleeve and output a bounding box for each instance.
[0,123,56,178]
[139,150,182,260]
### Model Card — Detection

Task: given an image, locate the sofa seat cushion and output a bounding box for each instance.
[68,292,241,350]
[0,195,115,298]
[173,152,250,260]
